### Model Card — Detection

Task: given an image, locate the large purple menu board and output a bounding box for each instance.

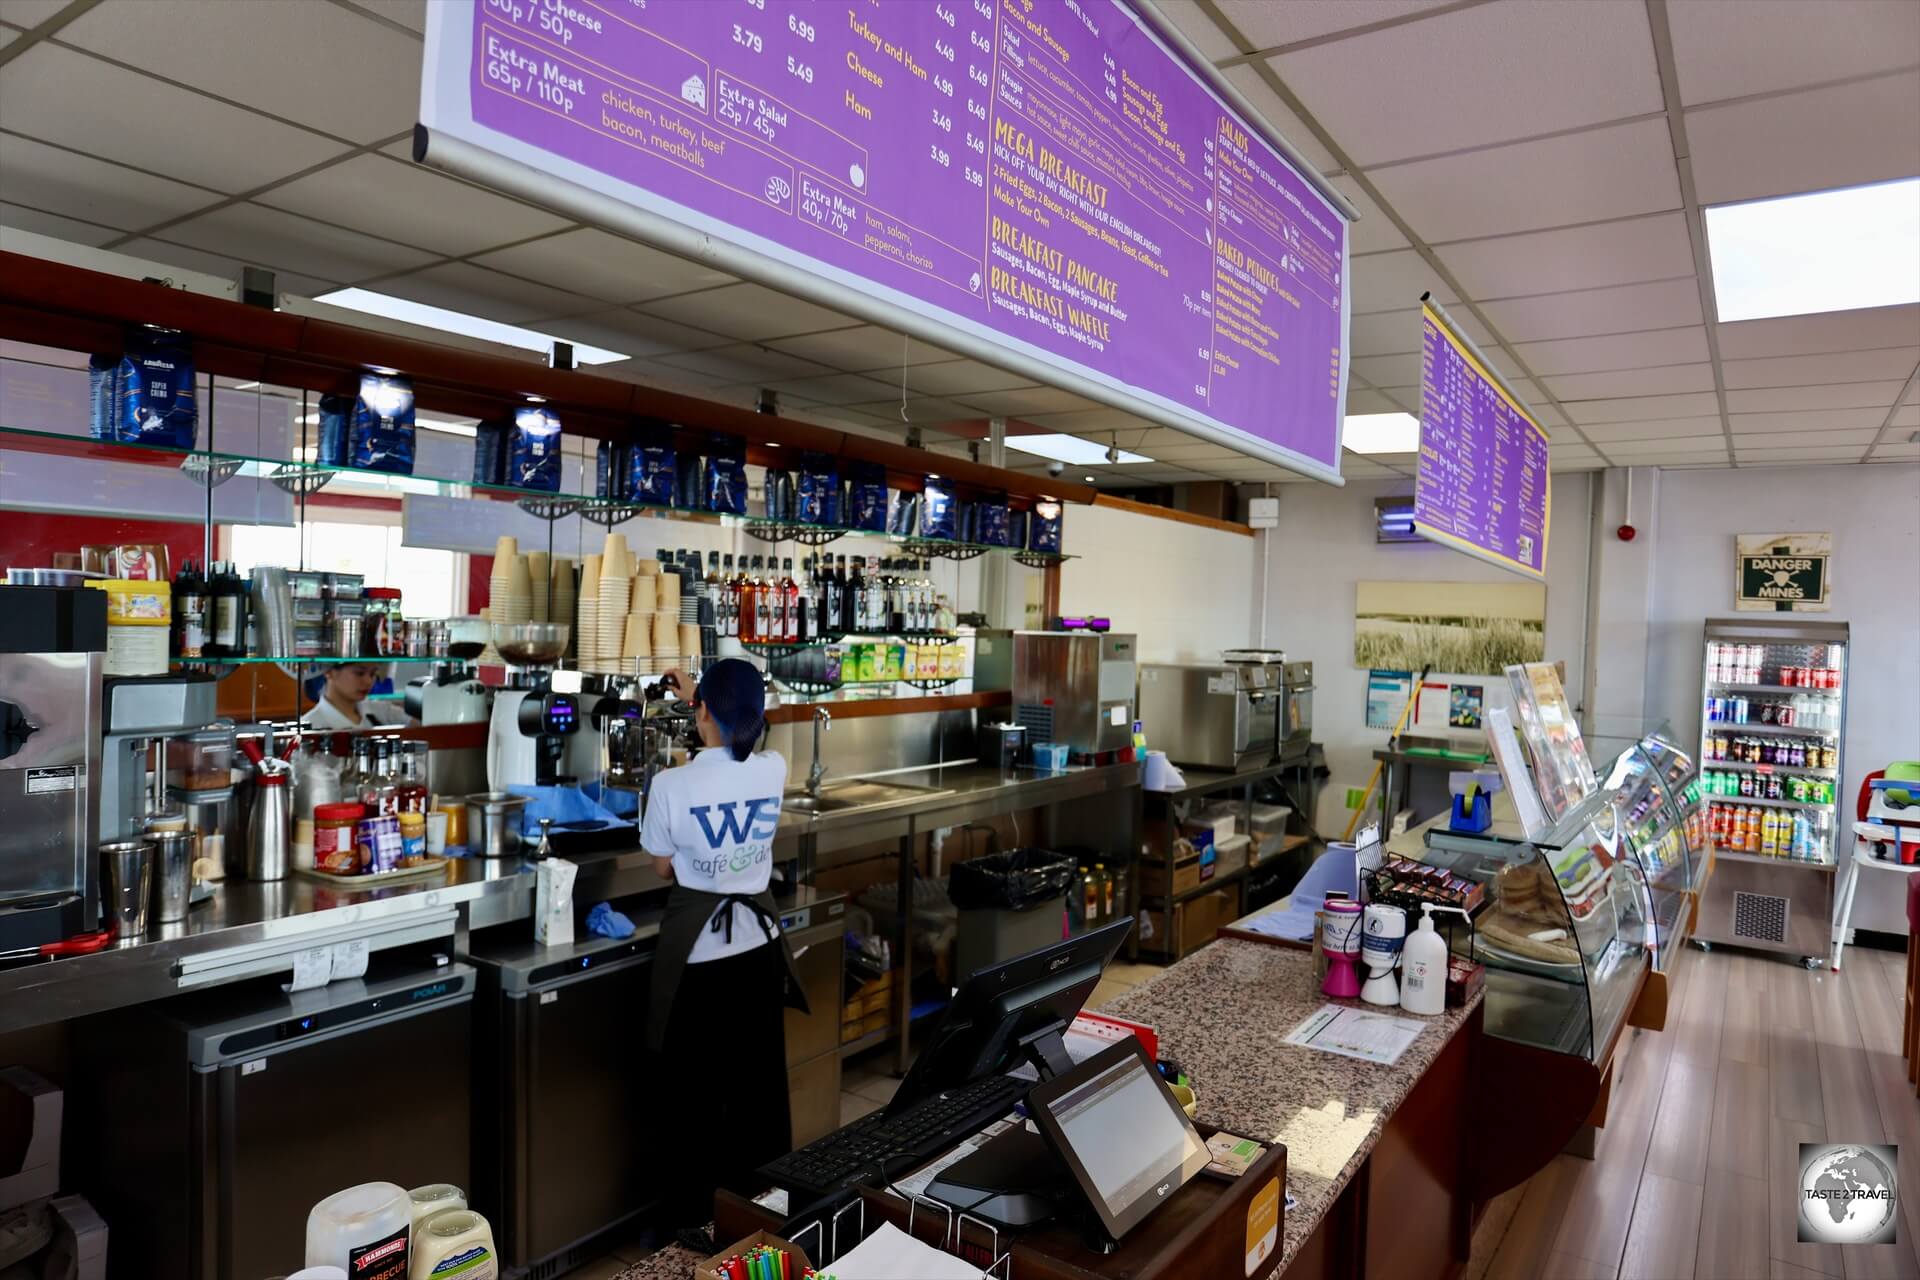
[1415,304,1550,578]
[420,0,1350,479]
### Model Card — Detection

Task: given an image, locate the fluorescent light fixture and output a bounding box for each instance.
[1344,412,1420,454]
[1705,179,1920,323]
[314,287,630,365]
[1084,474,1097,482]
[1004,434,1150,465]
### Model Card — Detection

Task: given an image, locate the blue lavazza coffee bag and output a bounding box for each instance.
[1028,499,1064,553]
[509,405,562,491]
[797,451,840,525]
[847,460,888,532]
[975,493,1011,546]
[627,418,677,506]
[316,394,352,467]
[115,325,198,448]
[703,431,746,515]
[472,417,507,485]
[347,372,415,474]
[87,353,117,440]
[596,439,630,501]
[919,474,958,540]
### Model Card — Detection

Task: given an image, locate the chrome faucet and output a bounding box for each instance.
[807,706,832,798]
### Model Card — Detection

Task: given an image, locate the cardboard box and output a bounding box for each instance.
[0,1066,61,1212]
[697,1230,813,1280]
[1140,847,1202,899]
[1172,888,1239,955]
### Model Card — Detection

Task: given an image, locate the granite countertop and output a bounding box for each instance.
[616,938,1479,1280]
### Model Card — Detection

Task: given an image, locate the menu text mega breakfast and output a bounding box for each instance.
[466,0,1346,468]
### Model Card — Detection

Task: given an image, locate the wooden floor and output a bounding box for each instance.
[1467,942,1920,1280]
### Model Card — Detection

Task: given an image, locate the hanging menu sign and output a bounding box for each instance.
[1414,303,1550,578]
[419,0,1350,480]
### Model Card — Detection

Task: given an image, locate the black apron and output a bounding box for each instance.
[645,882,811,1052]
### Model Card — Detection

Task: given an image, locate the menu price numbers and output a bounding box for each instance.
[1103,51,1118,105]
[963,164,984,188]
[931,142,951,168]
[934,2,956,26]
[932,108,952,133]
[731,22,762,54]
[786,55,813,84]
[934,73,954,97]
[970,27,991,52]
[935,37,956,62]
[973,0,993,15]
[969,62,989,88]
[966,95,986,119]
[484,41,578,114]
[786,12,815,42]
[965,130,985,155]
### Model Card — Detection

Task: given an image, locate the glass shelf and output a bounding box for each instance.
[1,424,1077,558]
[1706,721,1832,738]
[1707,792,1828,811]
[180,655,442,666]
[1709,681,1840,695]
[742,632,961,655]
[1706,759,1836,779]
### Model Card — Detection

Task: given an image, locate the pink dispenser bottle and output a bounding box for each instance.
[1321,898,1364,999]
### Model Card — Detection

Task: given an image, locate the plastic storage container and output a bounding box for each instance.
[167,725,235,793]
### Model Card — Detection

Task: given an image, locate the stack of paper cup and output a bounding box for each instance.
[527,551,550,622]
[489,555,531,627]
[596,571,631,673]
[577,555,602,669]
[634,557,661,578]
[655,569,681,615]
[650,611,678,655]
[551,558,576,656]
[678,623,702,662]
[623,612,653,661]
[630,572,658,614]
[475,606,498,665]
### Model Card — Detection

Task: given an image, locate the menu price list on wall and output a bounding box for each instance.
[1414,305,1550,578]
[429,0,1348,474]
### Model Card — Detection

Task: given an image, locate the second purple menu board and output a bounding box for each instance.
[419,0,1350,479]
[1415,304,1551,578]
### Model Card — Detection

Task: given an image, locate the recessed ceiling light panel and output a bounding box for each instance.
[1704,179,1920,323]
[1004,434,1151,465]
[315,288,630,365]
[1345,413,1420,455]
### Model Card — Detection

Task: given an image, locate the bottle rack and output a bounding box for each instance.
[741,633,960,659]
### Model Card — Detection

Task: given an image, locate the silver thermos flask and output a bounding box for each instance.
[246,764,293,881]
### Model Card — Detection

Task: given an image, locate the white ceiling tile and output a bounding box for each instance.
[1869,443,1920,460]
[762,373,901,406]
[1121,465,1211,484]
[1545,363,1716,400]
[338,0,426,34]
[1724,381,1906,413]
[1717,305,1920,361]
[1576,416,1725,443]
[259,155,569,259]
[1579,433,1721,455]
[1729,407,1896,433]
[160,202,435,282]
[0,44,349,192]
[1438,213,1696,300]
[1550,457,1607,472]
[1892,403,1920,426]
[469,227,736,305]
[1126,442,1247,461]
[1152,0,1243,62]
[1346,386,1409,414]
[1350,307,1491,355]
[1565,391,1721,424]
[117,236,340,298]
[376,261,603,324]
[1721,348,1920,390]
[1479,278,1704,342]
[0,28,15,52]
[0,201,118,246]
[0,134,218,231]
[1666,0,1920,106]
[541,308,729,359]
[653,344,834,385]
[842,396,979,425]
[1327,175,1409,254]
[639,283,854,343]
[1729,427,1883,446]
[1213,0,1456,49]
[1349,249,1456,313]
[958,387,1101,416]
[1021,408,1166,436]
[1608,448,1730,465]
[1686,72,1920,204]
[1370,117,1682,243]
[1733,445,1871,462]
[594,355,731,394]
[1512,326,1711,375]
[1351,353,1421,386]
[1550,444,1602,461]
[0,1,68,25]
[763,325,956,370]
[1269,3,1661,167]
[901,359,1042,398]
[58,0,418,145]
[1219,64,1340,176]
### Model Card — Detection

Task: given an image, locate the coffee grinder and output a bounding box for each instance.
[403,616,492,727]
[486,623,598,790]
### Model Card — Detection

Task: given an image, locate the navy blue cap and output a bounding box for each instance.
[695,657,767,760]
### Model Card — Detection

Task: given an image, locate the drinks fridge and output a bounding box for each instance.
[1692,617,1849,965]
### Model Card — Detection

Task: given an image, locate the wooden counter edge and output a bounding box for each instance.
[765,690,1010,725]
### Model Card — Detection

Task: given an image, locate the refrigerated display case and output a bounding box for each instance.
[1603,725,1703,967]
[1692,617,1848,965]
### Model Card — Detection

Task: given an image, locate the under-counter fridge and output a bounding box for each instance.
[1692,617,1848,964]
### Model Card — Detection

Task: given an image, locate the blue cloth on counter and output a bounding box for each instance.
[582,778,640,819]
[586,902,637,939]
[505,784,633,839]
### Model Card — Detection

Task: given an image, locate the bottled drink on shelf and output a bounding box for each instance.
[396,742,428,815]
[751,557,772,643]
[171,558,207,660]
[779,558,799,643]
[842,556,865,635]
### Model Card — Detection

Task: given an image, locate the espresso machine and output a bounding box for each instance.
[0,586,105,947]
[404,616,492,726]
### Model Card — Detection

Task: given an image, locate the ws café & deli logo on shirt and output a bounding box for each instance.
[1798,1143,1898,1245]
[685,797,780,875]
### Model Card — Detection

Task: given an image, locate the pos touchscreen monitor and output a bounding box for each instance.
[1028,1036,1211,1243]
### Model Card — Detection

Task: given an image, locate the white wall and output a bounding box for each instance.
[1642,463,1920,932]
[1257,475,1595,835]
[1057,500,1257,663]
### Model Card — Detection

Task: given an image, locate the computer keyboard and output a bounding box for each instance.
[759,1074,1028,1202]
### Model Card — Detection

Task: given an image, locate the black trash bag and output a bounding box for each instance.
[948,848,1076,911]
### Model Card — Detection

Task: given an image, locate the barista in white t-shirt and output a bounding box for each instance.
[641,658,807,1237]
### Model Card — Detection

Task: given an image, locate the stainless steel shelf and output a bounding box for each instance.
[1705,759,1836,778]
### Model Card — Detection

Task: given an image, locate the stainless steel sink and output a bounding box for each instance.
[782,779,952,817]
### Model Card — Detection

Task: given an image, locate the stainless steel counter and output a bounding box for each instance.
[0,761,1142,1036]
